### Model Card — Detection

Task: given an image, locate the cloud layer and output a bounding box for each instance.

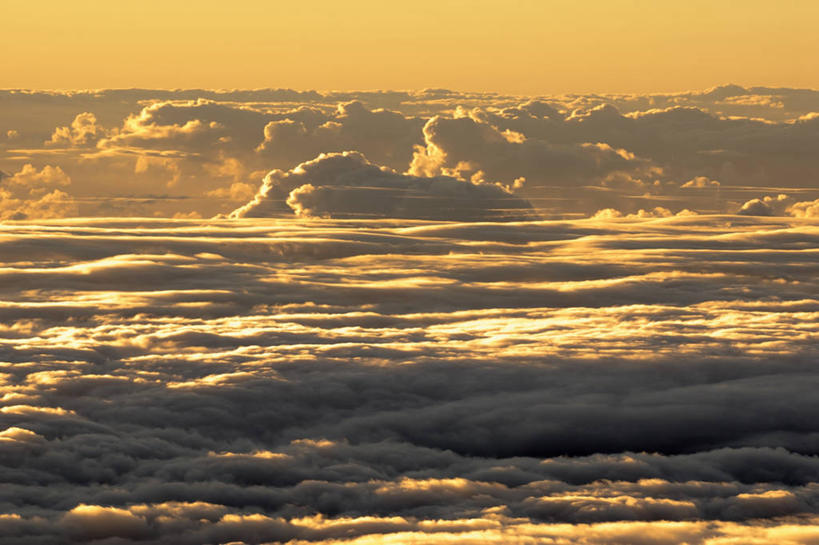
[3,85,819,219]
[229,151,534,220]
[1,214,818,543]
[2,84,819,543]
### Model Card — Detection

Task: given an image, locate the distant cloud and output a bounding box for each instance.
[738,194,793,216]
[787,198,819,218]
[0,163,77,220]
[1,85,818,218]
[230,151,535,221]
[408,111,647,192]
[46,112,106,147]
[256,101,424,171]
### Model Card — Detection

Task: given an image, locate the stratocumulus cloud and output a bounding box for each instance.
[229,151,534,220]
[1,215,818,544]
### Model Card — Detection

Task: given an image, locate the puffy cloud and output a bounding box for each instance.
[46,112,107,147]
[590,206,695,219]
[99,99,271,156]
[737,194,792,216]
[257,101,424,171]
[409,112,647,190]
[231,152,534,221]
[2,163,71,190]
[786,198,819,218]
[4,86,819,218]
[0,164,77,220]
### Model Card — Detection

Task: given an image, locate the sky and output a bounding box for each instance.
[2,3,819,544]
[4,0,819,93]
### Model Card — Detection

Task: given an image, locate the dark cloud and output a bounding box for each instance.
[0,216,818,543]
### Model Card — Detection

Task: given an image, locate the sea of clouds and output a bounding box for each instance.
[0,213,817,543]
[1,86,818,543]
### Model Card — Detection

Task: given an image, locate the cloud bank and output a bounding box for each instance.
[3,84,819,219]
[0,214,818,543]
[229,151,534,220]
[2,84,819,543]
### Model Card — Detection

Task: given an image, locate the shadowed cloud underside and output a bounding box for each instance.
[1,214,818,543]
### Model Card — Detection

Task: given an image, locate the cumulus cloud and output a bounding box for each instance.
[408,111,648,191]
[3,86,819,218]
[230,151,534,220]
[786,198,819,218]
[0,163,77,220]
[737,194,793,216]
[591,206,698,219]
[257,101,424,171]
[46,112,107,147]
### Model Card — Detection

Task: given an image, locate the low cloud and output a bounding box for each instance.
[2,85,819,542]
[0,163,77,220]
[736,194,819,218]
[3,86,819,218]
[0,215,817,542]
[257,101,424,171]
[230,151,534,221]
[409,111,648,193]
[787,198,819,218]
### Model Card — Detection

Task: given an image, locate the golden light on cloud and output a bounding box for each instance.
[2,1,819,543]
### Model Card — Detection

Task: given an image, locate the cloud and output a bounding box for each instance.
[591,206,697,219]
[0,163,77,220]
[46,112,106,147]
[409,111,647,190]
[230,151,534,220]
[3,86,819,218]
[2,85,819,542]
[787,198,819,218]
[257,101,424,171]
[737,194,792,216]
[0,215,818,542]
[2,163,71,190]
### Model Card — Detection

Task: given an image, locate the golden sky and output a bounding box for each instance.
[3,0,818,93]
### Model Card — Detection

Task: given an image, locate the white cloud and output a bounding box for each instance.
[231,151,534,221]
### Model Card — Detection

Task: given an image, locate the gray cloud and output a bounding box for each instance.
[3,85,819,218]
[2,85,819,543]
[0,215,818,543]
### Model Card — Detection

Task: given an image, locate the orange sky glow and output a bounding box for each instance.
[3,0,819,93]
